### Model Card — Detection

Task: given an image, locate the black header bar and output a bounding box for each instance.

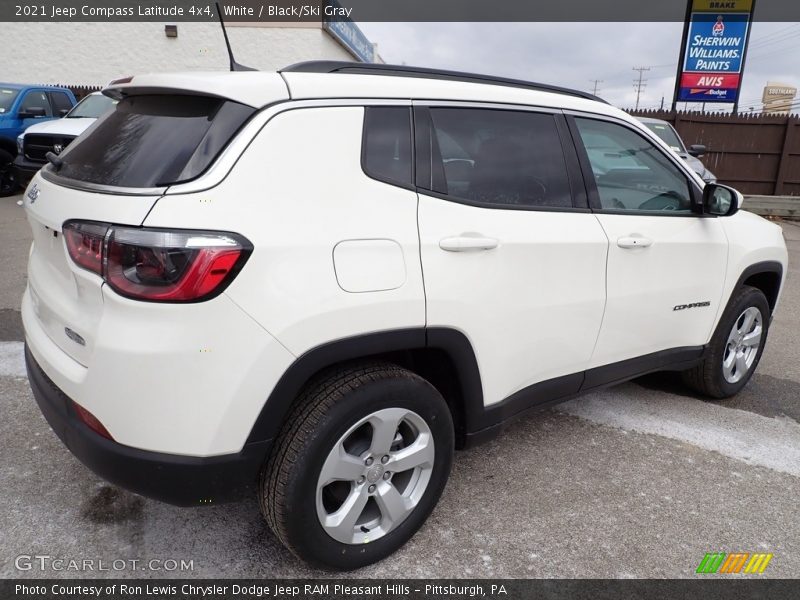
[1,0,799,22]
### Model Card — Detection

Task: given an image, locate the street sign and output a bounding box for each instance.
[674,0,756,106]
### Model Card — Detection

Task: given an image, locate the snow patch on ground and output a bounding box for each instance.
[560,387,800,478]
[0,342,26,378]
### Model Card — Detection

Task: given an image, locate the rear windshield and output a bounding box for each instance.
[56,95,255,188]
[0,89,20,113]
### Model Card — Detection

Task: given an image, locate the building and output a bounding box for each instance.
[762,82,797,115]
[0,20,378,88]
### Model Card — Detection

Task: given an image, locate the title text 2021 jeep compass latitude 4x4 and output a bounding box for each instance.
[22,62,787,570]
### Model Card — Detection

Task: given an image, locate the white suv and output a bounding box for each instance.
[22,62,788,570]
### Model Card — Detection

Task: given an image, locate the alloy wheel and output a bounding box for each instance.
[722,306,763,384]
[315,407,434,544]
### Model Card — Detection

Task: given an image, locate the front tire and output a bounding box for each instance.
[260,362,454,570]
[682,285,770,399]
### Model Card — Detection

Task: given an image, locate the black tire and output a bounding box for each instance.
[0,149,19,198]
[260,362,454,570]
[682,285,770,399]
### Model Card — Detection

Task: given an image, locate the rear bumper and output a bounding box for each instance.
[25,345,271,506]
[12,156,42,187]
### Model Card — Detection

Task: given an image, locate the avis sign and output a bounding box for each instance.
[677,0,754,103]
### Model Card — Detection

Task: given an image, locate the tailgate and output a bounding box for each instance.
[24,173,160,366]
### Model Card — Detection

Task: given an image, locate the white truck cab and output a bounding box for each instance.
[14,92,117,187]
[21,62,788,570]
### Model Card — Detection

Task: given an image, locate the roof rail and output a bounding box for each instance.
[280,61,607,104]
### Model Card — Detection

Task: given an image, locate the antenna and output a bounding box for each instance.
[215,2,257,72]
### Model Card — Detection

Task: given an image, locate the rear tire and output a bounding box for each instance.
[682,285,770,399]
[260,362,454,570]
[0,149,19,198]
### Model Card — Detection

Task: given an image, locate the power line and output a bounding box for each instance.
[632,66,651,111]
[746,36,800,63]
[589,79,603,95]
[747,24,800,51]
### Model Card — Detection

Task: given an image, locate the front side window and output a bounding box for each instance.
[574,118,693,213]
[362,107,413,187]
[56,94,255,188]
[427,108,573,209]
[19,91,52,117]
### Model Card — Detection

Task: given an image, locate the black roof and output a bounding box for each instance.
[280,61,607,104]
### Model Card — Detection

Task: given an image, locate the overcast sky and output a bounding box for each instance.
[358,22,800,113]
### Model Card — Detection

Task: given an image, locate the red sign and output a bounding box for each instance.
[680,72,741,90]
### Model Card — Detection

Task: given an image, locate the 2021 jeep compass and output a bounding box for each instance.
[22,62,788,570]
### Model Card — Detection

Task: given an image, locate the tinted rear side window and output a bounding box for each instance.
[428,108,573,209]
[362,107,413,187]
[49,91,73,115]
[57,95,255,188]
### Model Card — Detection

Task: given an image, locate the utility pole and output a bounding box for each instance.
[632,66,651,111]
[589,79,603,95]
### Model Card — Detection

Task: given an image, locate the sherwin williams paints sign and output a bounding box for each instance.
[677,0,755,103]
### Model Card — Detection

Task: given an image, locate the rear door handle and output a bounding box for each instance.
[617,235,653,249]
[439,236,499,252]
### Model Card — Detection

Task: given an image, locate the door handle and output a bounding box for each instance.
[617,235,653,249]
[439,236,499,252]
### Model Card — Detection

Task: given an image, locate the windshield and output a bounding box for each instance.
[67,94,117,119]
[643,122,686,153]
[0,89,20,114]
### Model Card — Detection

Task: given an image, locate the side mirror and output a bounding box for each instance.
[58,109,69,117]
[688,144,707,157]
[703,183,741,217]
[18,106,46,119]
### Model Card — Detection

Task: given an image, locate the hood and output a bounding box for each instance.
[21,117,97,137]
[677,152,716,182]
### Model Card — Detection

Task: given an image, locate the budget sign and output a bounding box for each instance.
[675,0,755,104]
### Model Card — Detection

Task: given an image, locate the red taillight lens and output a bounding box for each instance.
[63,222,108,275]
[72,400,114,440]
[106,228,245,301]
[62,221,251,302]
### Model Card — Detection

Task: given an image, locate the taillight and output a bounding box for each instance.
[63,222,107,275]
[106,228,245,301]
[62,221,251,302]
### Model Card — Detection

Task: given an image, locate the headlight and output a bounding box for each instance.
[16,135,23,155]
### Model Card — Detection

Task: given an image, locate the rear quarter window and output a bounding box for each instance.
[55,95,255,188]
[362,106,413,187]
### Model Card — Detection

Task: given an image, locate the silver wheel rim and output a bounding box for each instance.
[315,407,434,545]
[723,306,763,384]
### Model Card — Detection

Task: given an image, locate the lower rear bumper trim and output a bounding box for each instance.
[25,345,270,506]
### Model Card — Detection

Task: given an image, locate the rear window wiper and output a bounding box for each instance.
[46,152,64,170]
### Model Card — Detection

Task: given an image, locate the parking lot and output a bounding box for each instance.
[1,191,798,579]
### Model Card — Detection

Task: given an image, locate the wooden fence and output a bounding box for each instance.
[60,84,104,101]
[628,109,800,196]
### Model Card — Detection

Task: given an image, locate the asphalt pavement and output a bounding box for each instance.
[1,193,798,578]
